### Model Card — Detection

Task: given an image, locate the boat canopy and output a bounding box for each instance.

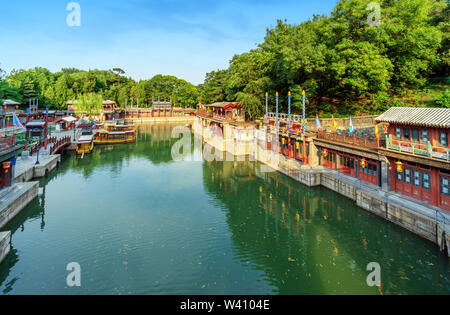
[78,135,94,143]
[62,116,77,123]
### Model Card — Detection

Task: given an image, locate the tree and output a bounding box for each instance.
[77,93,103,116]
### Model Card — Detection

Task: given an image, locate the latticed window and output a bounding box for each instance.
[441,177,449,196]
[412,129,419,141]
[422,173,430,190]
[439,132,448,147]
[405,168,411,184]
[413,170,421,187]
[403,128,410,140]
[421,130,429,143]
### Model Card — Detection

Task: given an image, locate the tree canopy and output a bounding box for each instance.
[2,68,199,110]
[199,0,449,116]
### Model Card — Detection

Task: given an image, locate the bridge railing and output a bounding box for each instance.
[50,136,71,155]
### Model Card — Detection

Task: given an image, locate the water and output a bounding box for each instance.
[0,123,448,295]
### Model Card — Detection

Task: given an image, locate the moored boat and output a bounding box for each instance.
[94,129,136,145]
[76,135,94,155]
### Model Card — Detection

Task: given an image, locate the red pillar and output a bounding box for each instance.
[430,167,440,207]
[390,159,396,192]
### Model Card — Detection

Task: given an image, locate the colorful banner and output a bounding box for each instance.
[315,114,322,129]
[349,117,354,136]
[13,113,26,132]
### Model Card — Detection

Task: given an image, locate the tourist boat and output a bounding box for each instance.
[104,119,136,132]
[105,124,137,132]
[94,129,136,145]
[76,135,94,155]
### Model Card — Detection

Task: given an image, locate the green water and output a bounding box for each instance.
[0,124,448,295]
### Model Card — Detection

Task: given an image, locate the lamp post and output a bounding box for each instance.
[35,140,40,165]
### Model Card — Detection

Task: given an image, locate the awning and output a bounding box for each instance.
[77,135,93,143]
[62,116,77,123]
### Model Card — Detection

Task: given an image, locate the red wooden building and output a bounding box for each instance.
[315,130,382,187]
[376,107,450,211]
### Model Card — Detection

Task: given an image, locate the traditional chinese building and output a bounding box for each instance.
[152,101,172,118]
[2,99,21,113]
[67,100,77,113]
[314,129,383,187]
[376,107,450,211]
[205,102,243,122]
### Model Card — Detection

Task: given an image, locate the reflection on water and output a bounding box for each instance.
[0,123,448,295]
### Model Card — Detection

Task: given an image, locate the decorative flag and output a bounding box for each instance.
[374,124,380,140]
[332,115,337,133]
[315,114,322,129]
[13,113,26,132]
[349,117,354,136]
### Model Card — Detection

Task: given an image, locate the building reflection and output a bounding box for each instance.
[201,160,450,294]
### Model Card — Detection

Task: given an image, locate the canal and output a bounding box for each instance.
[0,123,448,294]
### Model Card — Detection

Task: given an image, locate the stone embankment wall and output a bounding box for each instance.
[0,182,39,230]
[0,232,11,264]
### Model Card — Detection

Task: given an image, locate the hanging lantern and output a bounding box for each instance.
[296,142,300,150]
[323,149,328,157]
[360,158,367,169]
[396,161,403,173]
[383,124,389,134]
[2,161,11,174]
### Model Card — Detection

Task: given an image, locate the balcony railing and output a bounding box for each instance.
[196,110,234,121]
[317,130,380,150]
[386,136,450,162]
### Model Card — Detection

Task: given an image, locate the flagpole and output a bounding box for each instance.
[276,92,279,153]
[302,90,306,165]
[288,91,291,159]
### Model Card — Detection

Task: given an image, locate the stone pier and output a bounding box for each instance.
[14,154,61,182]
[0,182,39,229]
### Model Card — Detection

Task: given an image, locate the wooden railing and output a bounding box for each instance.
[50,136,71,155]
[387,136,450,161]
[317,130,379,150]
[28,136,71,156]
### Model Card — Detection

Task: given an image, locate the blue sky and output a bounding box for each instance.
[0,0,337,85]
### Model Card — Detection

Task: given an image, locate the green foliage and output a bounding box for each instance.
[435,89,450,107]
[3,68,199,110]
[200,0,448,118]
[77,93,103,116]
